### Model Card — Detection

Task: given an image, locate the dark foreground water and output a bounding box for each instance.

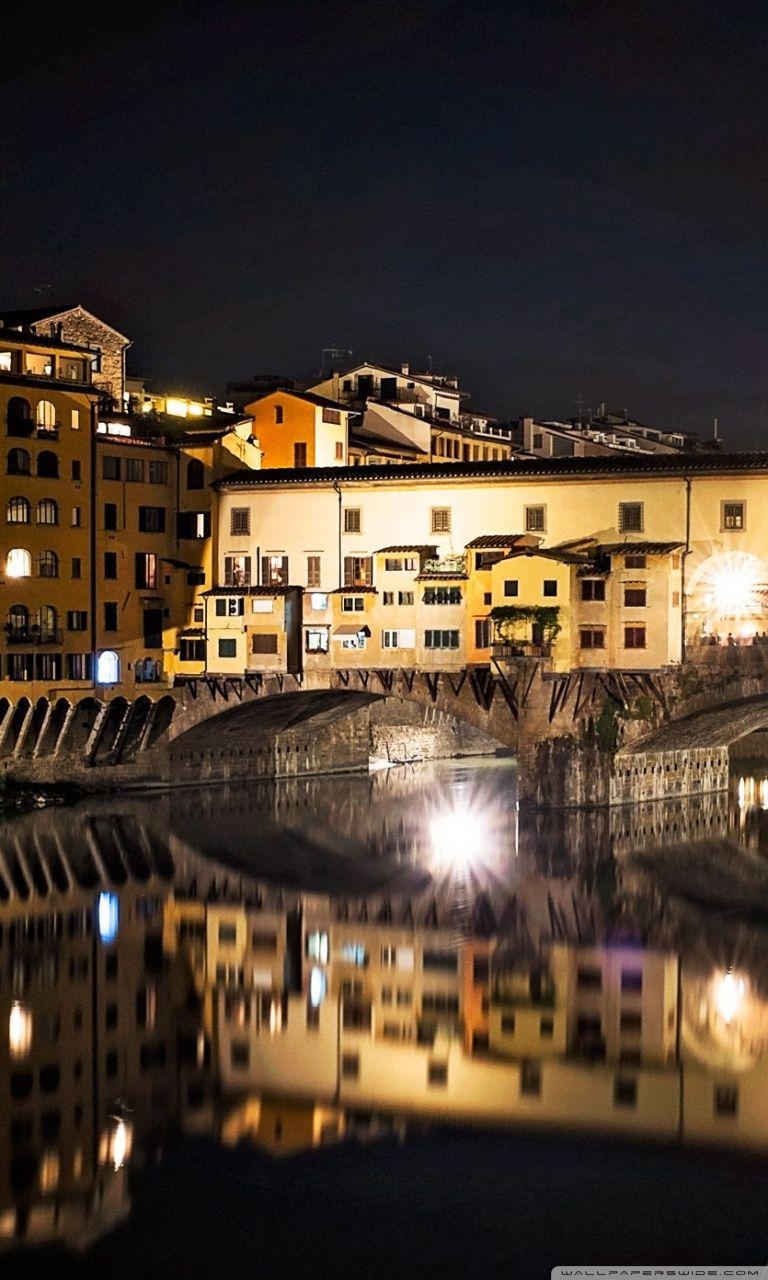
[2,756,768,1275]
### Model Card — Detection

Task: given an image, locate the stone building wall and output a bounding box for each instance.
[43,306,129,404]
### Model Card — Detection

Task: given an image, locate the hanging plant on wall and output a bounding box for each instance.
[489,605,562,643]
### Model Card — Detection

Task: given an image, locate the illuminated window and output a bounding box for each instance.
[224,555,251,586]
[340,943,368,967]
[98,892,119,943]
[39,1150,60,1193]
[6,547,31,577]
[309,966,327,1007]
[306,931,329,964]
[96,649,120,683]
[35,400,56,430]
[260,554,289,586]
[305,628,329,653]
[8,1003,32,1058]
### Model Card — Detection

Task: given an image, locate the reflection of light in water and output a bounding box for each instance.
[715,970,745,1025]
[430,807,486,871]
[736,776,768,822]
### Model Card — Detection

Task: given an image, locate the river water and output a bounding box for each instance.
[3,756,768,1268]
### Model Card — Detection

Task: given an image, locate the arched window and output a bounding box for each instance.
[37,605,57,641]
[35,401,56,432]
[7,604,29,636]
[37,451,59,478]
[38,550,58,579]
[6,548,31,578]
[96,650,120,684]
[7,448,30,475]
[7,496,30,524]
[186,458,205,490]
[36,498,58,525]
[7,397,32,437]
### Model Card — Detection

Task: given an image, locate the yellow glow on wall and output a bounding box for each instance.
[165,398,189,418]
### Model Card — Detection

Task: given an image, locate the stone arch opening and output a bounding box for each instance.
[59,697,102,757]
[36,698,71,757]
[114,696,153,762]
[17,697,50,758]
[6,698,31,754]
[143,695,177,750]
[90,698,129,764]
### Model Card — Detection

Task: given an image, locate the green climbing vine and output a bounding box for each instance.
[489,605,562,643]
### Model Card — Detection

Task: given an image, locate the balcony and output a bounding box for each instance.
[35,424,60,440]
[492,642,552,661]
[4,626,63,646]
[421,554,468,576]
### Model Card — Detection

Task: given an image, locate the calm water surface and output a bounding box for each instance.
[3,756,768,1274]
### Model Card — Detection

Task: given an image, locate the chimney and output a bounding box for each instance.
[401,362,409,376]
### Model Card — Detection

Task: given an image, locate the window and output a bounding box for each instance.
[305,628,329,653]
[520,1060,541,1096]
[423,587,462,605]
[125,457,144,482]
[341,1053,360,1080]
[215,597,244,616]
[224,555,251,586]
[7,495,30,524]
[721,501,745,531]
[421,992,459,1014]
[335,441,344,460]
[501,1014,516,1034]
[71,557,82,579]
[624,626,646,649]
[67,611,87,631]
[504,580,519,598]
[261,554,289,586]
[532,432,543,448]
[624,554,646,569]
[577,967,602,990]
[71,506,82,527]
[428,1062,448,1087]
[177,511,210,539]
[218,639,237,658]
[619,1012,642,1034]
[381,629,416,649]
[525,504,546,533]
[306,555,321,588]
[102,455,121,480]
[580,629,605,650]
[35,400,57,431]
[293,442,307,468]
[475,550,505,570]
[274,404,284,424]
[344,507,361,533]
[424,630,460,649]
[179,638,205,662]
[580,579,606,601]
[343,556,372,587]
[37,450,58,478]
[618,502,644,533]
[104,603,118,631]
[38,550,58,578]
[621,970,643,993]
[104,503,118,531]
[252,633,278,654]
[139,506,166,533]
[104,552,117,579]
[71,460,81,481]
[230,508,250,536]
[340,942,368,967]
[135,553,157,589]
[149,460,168,484]
[218,922,237,944]
[36,498,58,525]
[7,447,30,475]
[307,931,329,963]
[186,458,204,490]
[423,949,458,973]
[7,603,28,635]
[540,1017,554,1038]
[6,396,31,435]
[623,585,647,607]
[714,1084,738,1117]
[71,409,80,430]
[382,591,394,605]
[614,1077,637,1108]
[398,591,414,605]
[430,506,451,534]
[542,579,557,597]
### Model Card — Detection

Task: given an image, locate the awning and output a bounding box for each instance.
[333,624,371,637]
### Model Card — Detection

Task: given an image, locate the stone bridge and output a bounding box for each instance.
[3,647,768,806]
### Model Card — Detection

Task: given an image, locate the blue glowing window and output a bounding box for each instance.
[97,892,119,944]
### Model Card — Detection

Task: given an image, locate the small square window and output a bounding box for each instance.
[428,1061,448,1086]
[614,1077,637,1108]
[542,580,557,598]
[504,580,519,598]
[714,1084,738,1117]
[430,507,451,534]
[618,502,644,533]
[539,1017,554,1038]
[525,505,545,533]
[722,501,745,531]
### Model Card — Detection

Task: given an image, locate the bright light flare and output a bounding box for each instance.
[692,551,768,633]
[430,806,485,870]
[714,970,745,1025]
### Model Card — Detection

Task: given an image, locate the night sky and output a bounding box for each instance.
[3,0,768,444]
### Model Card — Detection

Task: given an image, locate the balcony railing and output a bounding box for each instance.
[492,642,552,660]
[4,626,63,645]
[35,424,60,440]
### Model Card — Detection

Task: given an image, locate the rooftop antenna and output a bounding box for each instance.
[713,416,719,441]
[575,393,585,423]
[320,345,352,378]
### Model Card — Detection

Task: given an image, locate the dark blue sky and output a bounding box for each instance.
[3,0,768,443]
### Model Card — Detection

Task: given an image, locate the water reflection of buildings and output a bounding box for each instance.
[5,768,768,1249]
